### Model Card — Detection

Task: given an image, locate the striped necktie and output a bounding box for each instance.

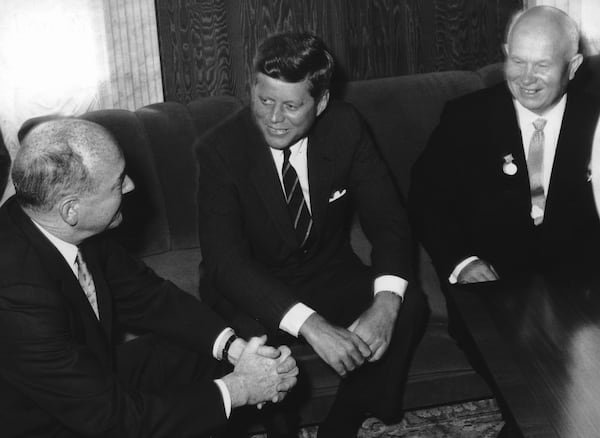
[76,249,99,319]
[527,118,547,226]
[282,148,313,248]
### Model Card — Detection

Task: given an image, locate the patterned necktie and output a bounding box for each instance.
[527,118,547,226]
[282,148,313,247]
[76,249,99,319]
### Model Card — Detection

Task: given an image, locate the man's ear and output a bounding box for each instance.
[316,90,330,117]
[58,197,79,226]
[568,53,584,80]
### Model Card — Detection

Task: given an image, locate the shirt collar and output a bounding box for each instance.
[271,137,308,157]
[31,219,79,270]
[513,94,567,129]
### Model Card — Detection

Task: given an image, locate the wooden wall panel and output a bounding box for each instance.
[156,0,234,102]
[431,0,515,71]
[156,0,522,102]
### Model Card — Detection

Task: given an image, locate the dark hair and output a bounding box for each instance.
[253,32,334,99]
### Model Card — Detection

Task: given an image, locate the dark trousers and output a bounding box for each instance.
[216,261,429,432]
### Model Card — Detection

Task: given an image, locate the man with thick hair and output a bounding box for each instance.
[197,32,428,437]
[0,118,298,437]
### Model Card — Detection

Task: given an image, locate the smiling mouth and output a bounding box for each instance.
[520,87,541,96]
[266,126,289,135]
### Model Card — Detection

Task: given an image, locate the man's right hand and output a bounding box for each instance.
[222,336,298,408]
[299,313,371,377]
[456,258,499,284]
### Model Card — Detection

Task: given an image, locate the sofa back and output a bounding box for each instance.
[81,96,242,257]
[340,64,504,196]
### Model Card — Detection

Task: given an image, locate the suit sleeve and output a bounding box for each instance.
[196,139,299,331]
[98,237,229,351]
[0,280,228,437]
[349,109,414,282]
[409,102,475,278]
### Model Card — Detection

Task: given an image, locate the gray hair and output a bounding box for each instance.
[505,5,580,58]
[12,118,118,212]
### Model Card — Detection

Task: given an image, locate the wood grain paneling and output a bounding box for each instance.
[156,0,522,102]
[156,0,234,102]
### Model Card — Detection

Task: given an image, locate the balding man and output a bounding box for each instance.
[0,118,298,437]
[410,5,600,285]
[410,7,600,436]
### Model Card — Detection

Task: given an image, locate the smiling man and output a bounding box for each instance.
[410,5,600,285]
[409,7,600,437]
[196,32,427,437]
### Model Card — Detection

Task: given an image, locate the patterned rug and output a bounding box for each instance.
[252,398,503,438]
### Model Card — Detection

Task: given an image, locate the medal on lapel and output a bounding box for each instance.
[502,154,517,176]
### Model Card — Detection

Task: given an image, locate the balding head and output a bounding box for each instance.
[506,6,580,60]
[13,118,122,212]
[503,6,583,115]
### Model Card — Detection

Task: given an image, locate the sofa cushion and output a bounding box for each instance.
[142,247,203,297]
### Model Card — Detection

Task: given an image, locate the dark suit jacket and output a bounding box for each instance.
[0,133,9,197]
[409,83,600,279]
[196,101,413,331]
[0,197,229,437]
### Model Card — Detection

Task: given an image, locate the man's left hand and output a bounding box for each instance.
[349,291,401,362]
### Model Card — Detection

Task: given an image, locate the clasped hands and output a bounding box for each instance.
[222,335,298,409]
[300,291,401,377]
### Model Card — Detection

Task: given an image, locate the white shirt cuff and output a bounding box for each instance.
[214,379,232,418]
[213,327,235,361]
[279,303,315,337]
[449,256,480,284]
[374,275,408,300]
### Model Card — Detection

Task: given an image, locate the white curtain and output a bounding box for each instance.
[525,0,600,55]
[0,0,163,203]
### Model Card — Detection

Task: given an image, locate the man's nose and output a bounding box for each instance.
[269,104,284,123]
[122,175,135,194]
[521,65,536,84]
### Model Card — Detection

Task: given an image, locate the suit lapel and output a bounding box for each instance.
[489,86,532,207]
[546,93,596,212]
[307,129,334,237]
[244,114,298,248]
[8,202,112,362]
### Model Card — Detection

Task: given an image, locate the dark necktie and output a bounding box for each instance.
[282,148,313,247]
[76,249,99,319]
[527,118,547,226]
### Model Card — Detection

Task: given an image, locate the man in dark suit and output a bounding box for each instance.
[410,5,600,285]
[410,7,600,437]
[196,32,428,437]
[0,131,9,199]
[0,118,298,437]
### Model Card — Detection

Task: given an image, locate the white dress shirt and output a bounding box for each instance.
[449,95,568,283]
[31,219,235,417]
[270,138,408,336]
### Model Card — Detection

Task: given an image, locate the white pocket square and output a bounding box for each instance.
[328,189,347,203]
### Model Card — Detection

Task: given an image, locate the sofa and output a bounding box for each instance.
[60,56,597,428]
